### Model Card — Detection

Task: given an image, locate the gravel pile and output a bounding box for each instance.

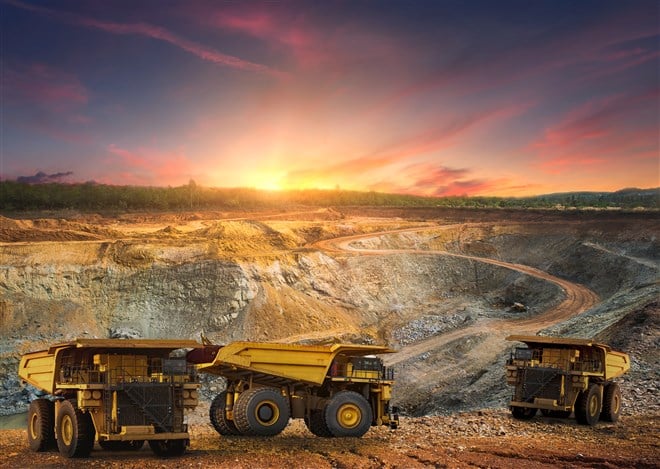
[391,312,476,346]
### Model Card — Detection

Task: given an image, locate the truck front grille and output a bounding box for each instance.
[108,383,184,433]
[517,367,562,402]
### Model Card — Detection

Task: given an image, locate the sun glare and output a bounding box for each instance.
[244,171,285,191]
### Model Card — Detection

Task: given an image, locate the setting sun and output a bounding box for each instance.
[243,171,285,191]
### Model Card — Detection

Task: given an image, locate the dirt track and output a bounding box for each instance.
[312,224,600,366]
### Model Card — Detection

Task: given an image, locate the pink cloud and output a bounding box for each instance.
[282,100,530,191]
[207,9,331,68]
[366,162,507,198]
[366,101,531,163]
[105,144,197,186]
[581,50,660,83]
[531,89,659,174]
[4,63,92,143]
[538,155,606,175]
[199,5,402,73]
[6,0,283,77]
[5,63,88,111]
[214,12,277,38]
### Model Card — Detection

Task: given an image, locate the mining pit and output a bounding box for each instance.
[0,207,657,467]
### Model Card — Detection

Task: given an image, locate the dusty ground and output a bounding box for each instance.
[1,410,658,468]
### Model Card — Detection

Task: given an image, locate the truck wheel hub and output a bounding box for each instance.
[29,413,39,439]
[256,401,278,425]
[589,396,598,415]
[61,415,74,445]
[338,404,361,428]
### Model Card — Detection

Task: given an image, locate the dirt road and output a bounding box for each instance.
[313,224,600,365]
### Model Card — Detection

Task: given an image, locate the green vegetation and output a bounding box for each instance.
[0,181,657,212]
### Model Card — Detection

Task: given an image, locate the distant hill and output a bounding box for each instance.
[523,188,659,209]
[0,181,657,212]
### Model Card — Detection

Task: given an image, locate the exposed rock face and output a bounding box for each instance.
[0,211,657,419]
[0,258,256,341]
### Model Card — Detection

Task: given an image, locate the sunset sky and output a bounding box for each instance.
[1,0,658,197]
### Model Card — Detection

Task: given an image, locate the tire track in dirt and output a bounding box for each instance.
[312,225,599,365]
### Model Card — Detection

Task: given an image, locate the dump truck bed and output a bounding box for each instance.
[506,335,630,380]
[194,341,396,387]
[18,338,202,395]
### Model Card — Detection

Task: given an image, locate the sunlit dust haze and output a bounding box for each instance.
[1,0,658,197]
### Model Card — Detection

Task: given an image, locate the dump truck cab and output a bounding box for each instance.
[189,341,398,438]
[19,339,202,458]
[505,335,630,425]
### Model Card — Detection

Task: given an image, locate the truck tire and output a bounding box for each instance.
[576,384,602,426]
[99,440,144,451]
[148,439,188,457]
[601,383,622,423]
[305,409,333,437]
[27,398,55,451]
[324,391,372,437]
[234,387,290,436]
[55,400,95,458]
[511,406,536,420]
[209,391,240,435]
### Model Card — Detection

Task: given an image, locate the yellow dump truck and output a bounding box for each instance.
[188,341,399,437]
[505,335,630,425]
[18,339,202,458]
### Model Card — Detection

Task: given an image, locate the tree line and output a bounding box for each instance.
[0,181,657,212]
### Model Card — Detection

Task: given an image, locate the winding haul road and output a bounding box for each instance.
[313,224,599,366]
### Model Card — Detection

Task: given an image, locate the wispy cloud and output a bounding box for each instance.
[195,4,402,74]
[213,10,320,68]
[5,0,283,77]
[532,89,659,174]
[4,63,92,143]
[104,144,197,186]
[371,10,659,115]
[367,162,502,197]
[281,100,530,191]
[575,34,660,83]
[5,63,88,110]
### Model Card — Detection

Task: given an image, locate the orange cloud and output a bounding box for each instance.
[281,101,530,191]
[367,162,504,197]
